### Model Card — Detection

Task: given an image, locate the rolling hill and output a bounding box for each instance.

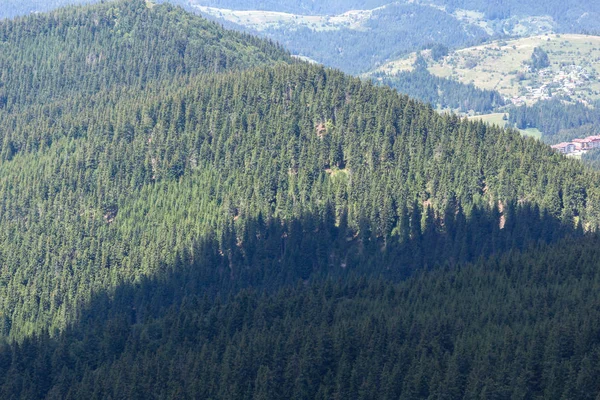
[1,1,600,398]
[1,0,599,340]
[373,34,600,105]
[185,0,600,74]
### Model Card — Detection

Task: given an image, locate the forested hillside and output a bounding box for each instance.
[2,1,600,398]
[3,48,600,339]
[372,59,505,113]
[0,0,290,110]
[1,234,599,399]
[509,99,600,144]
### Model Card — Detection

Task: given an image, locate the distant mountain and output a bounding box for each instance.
[184,0,600,23]
[6,0,600,69]
[6,1,600,75]
[186,0,600,74]
[190,2,491,74]
[0,0,96,19]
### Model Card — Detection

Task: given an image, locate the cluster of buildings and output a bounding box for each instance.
[510,65,592,106]
[551,135,600,155]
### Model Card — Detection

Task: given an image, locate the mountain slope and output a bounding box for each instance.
[188,0,600,74]
[192,1,490,74]
[0,0,290,110]
[186,0,600,22]
[373,34,600,105]
[1,234,600,399]
[1,2,600,398]
[1,26,600,339]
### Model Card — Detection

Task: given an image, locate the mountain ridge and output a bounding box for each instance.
[1,0,599,337]
[1,2,600,398]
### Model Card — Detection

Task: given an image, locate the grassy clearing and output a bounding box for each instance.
[520,128,542,139]
[469,113,543,139]
[468,113,508,127]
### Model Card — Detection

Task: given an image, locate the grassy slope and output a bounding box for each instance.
[374,34,600,103]
[468,113,542,138]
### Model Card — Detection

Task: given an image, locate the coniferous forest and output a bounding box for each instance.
[509,98,600,143]
[372,60,506,113]
[1,1,600,398]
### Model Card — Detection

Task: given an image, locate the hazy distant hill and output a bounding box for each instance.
[186,0,600,73]
[0,0,96,19]
[185,0,600,24]
[5,1,600,74]
[373,34,600,105]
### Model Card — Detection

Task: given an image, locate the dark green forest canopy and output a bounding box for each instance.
[0,0,599,342]
[1,2,600,398]
[1,230,599,399]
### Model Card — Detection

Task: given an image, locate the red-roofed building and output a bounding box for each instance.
[586,136,600,148]
[551,142,576,154]
[572,138,593,150]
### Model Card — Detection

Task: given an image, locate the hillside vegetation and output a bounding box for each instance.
[2,234,600,399]
[2,0,600,340]
[188,0,600,74]
[1,1,600,398]
[374,34,600,105]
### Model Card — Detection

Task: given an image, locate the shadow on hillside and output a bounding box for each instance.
[0,202,586,398]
